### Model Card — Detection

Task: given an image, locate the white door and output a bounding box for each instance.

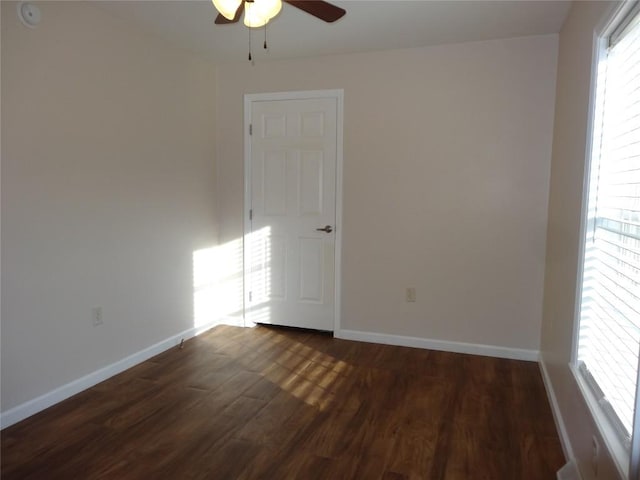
[245,92,341,331]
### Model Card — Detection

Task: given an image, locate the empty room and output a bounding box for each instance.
[2,0,639,479]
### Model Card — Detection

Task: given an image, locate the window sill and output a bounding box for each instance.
[570,363,630,479]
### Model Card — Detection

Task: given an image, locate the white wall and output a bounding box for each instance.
[540,2,623,479]
[216,35,558,353]
[1,2,217,412]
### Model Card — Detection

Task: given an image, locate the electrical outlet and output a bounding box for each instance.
[406,287,416,302]
[92,307,103,327]
[591,435,600,477]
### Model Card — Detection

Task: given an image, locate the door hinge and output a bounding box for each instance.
[249,291,253,302]
[249,209,253,220]
[249,123,253,135]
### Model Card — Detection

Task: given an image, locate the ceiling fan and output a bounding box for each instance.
[212,0,346,28]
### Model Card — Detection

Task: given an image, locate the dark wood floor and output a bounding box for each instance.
[1,325,565,479]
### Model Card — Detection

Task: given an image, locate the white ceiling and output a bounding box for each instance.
[94,0,572,64]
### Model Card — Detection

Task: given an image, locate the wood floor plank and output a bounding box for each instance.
[235,388,308,446]
[1,325,565,479]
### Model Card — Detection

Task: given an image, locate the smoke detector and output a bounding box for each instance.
[17,2,41,28]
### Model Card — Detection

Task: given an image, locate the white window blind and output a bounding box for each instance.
[577,2,640,450]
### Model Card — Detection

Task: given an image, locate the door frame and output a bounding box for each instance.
[243,89,344,333]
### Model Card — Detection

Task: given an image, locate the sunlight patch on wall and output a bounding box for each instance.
[192,226,276,330]
[245,226,273,325]
[193,237,244,329]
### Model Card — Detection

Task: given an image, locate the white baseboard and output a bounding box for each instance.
[0,317,239,430]
[334,329,539,362]
[539,356,574,461]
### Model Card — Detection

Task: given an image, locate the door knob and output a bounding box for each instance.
[316,225,333,233]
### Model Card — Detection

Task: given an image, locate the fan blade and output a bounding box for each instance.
[284,1,345,23]
[214,2,244,24]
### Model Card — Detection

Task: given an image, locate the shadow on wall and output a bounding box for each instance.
[192,227,273,330]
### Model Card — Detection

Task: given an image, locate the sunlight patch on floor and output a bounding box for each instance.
[254,330,354,411]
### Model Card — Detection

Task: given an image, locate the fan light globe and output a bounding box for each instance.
[243,1,268,28]
[212,0,242,20]
[253,0,282,21]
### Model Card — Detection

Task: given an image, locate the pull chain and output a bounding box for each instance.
[264,23,268,50]
[248,27,252,61]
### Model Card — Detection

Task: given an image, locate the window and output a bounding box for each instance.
[575,1,640,477]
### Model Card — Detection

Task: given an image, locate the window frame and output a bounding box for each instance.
[571,2,640,479]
